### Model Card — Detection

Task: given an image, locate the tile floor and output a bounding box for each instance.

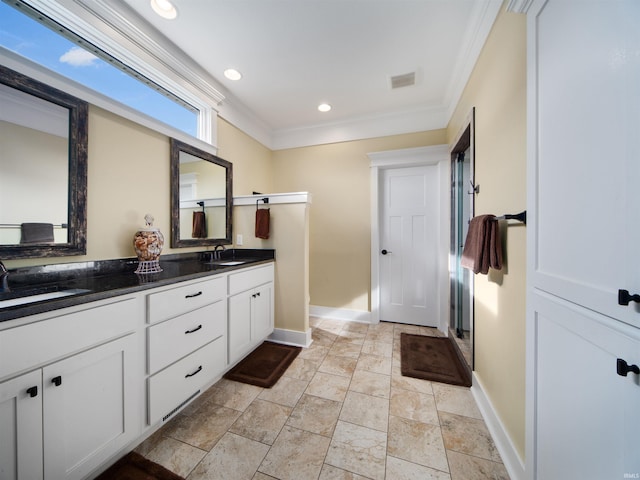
[134,317,510,480]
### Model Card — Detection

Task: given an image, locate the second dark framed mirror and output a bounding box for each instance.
[170,138,232,248]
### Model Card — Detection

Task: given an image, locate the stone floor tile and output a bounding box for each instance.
[286,393,342,436]
[325,420,387,480]
[339,391,389,432]
[432,383,482,419]
[145,436,206,478]
[447,450,510,480]
[319,355,358,377]
[305,371,351,402]
[349,369,391,399]
[385,455,451,480]
[228,399,292,445]
[258,426,331,480]
[258,375,308,407]
[319,463,370,479]
[328,341,363,358]
[361,340,393,358]
[164,405,241,451]
[387,415,449,472]
[391,367,434,395]
[390,387,439,426]
[282,356,321,382]
[208,378,263,412]
[439,412,503,463]
[356,353,392,375]
[187,432,269,480]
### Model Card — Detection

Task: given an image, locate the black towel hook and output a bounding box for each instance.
[256,197,269,210]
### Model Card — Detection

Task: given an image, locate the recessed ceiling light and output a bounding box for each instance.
[224,69,242,81]
[318,103,332,112]
[150,0,177,19]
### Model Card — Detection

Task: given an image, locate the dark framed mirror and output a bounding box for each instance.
[0,64,88,259]
[170,138,233,247]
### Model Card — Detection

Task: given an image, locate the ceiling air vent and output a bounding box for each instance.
[390,72,416,89]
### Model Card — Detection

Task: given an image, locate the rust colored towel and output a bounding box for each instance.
[192,211,207,238]
[255,208,270,239]
[460,214,503,274]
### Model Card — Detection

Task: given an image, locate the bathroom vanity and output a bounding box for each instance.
[0,251,274,480]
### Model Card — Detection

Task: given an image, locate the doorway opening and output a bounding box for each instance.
[450,110,475,369]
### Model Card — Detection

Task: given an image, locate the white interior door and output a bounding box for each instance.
[379,165,440,326]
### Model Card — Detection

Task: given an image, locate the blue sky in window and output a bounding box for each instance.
[0,2,197,136]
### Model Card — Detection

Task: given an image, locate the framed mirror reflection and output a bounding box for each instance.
[170,138,232,247]
[0,64,88,259]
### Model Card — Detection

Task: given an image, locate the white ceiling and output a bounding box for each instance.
[57,0,503,149]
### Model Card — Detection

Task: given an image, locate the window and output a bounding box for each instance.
[0,1,198,137]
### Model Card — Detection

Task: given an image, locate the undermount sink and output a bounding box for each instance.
[214,260,246,266]
[0,288,91,308]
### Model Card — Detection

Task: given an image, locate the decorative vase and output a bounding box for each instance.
[133,214,164,274]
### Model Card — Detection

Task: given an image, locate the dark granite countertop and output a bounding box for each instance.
[0,249,275,323]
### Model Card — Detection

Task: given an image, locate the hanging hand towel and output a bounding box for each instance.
[20,222,54,244]
[255,208,270,239]
[460,215,502,274]
[192,211,207,238]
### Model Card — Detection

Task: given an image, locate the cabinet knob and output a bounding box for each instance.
[618,289,640,306]
[185,366,202,378]
[51,376,62,387]
[26,386,38,397]
[381,249,392,255]
[617,358,640,377]
[185,324,203,334]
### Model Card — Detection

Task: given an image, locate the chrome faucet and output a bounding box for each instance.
[0,261,9,292]
[214,244,226,260]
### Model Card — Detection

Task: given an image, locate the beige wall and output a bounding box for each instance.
[447,6,527,460]
[272,130,446,312]
[217,119,274,196]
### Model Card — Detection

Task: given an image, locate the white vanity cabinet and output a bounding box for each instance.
[146,276,228,425]
[0,298,139,480]
[228,264,274,365]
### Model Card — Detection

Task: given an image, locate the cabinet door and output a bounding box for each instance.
[529,0,640,327]
[252,283,274,343]
[532,293,640,479]
[0,370,43,480]
[228,290,253,365]
[43,334,137,480]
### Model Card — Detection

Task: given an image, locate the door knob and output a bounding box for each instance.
[616,358,640,377]
[618,289,640,306]
[381,249,392,255]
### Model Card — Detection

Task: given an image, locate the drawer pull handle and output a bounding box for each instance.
[617,358,640,377]
[26,386,38,398]
[185,291,203,299]
[185,366,202,378]
[185,324,203,334]
[51,376,62,387]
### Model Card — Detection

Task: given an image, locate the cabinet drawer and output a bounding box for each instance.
[147,276,225,324]
[148,337,226,424]
[148,301,226,374]
[228,264,274,296]
[0,298,137,380]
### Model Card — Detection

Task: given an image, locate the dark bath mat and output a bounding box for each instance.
[400,333,472,387]
[95,451,184,480]
[224,341,301,388]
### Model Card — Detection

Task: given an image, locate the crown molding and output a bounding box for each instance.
[506,0,534,14]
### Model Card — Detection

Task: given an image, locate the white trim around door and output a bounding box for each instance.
[368,145,450,333]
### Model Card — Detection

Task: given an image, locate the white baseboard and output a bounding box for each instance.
[471,372,526,480]
[309,305,372,323]
[268,327,312,348]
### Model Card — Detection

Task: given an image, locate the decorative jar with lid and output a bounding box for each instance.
[133,214,164,274]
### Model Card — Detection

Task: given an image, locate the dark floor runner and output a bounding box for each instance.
[400,333,471,387]
[95,451,184,480]
[224,341,301,388]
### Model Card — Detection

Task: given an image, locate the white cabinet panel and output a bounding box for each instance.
[148,300,225,374]
[531,0,640,327]
[0,370,43,480]
[147,276,225,324]
[228,290,253,365]
[147,337,226,425]
[532,292,640,479]
[43,334,137,480]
